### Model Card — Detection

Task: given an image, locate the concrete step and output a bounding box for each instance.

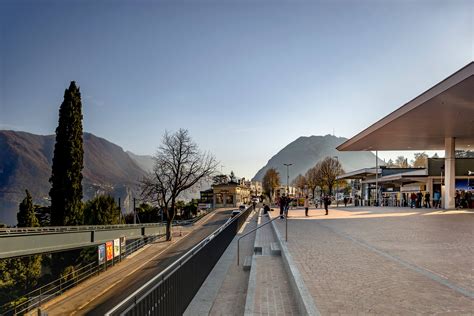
[270,242,281,256]
[243,255,252,271]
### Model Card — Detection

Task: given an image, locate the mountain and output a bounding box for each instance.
[0,130,147,225]
[253,135,384,183]
[126,151,154,172]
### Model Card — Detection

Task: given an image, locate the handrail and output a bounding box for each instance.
[237,212,285,265]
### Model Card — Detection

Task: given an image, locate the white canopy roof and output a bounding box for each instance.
[338,63,474,151]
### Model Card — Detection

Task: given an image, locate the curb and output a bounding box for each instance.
[270,218,320,316]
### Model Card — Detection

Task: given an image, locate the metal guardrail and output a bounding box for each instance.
[105,205,254,316]
[0,223,166,259]
[0,223,164,235]
[0,234,164,316]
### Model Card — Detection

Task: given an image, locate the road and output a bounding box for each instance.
[42,208,235,315]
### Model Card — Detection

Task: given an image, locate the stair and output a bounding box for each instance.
[270,242,281,256]
[243,255,252,271]
[244,211,299,315]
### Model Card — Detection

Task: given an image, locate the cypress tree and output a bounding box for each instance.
[17,190,39,227]
[49,81,84,226]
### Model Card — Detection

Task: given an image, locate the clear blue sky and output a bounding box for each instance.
[1,0,472,178]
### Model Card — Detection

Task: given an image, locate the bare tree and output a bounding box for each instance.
[141,129,218,240]
[305,167,318,198]
[318,157,345,195]
[394,156,410,168]
[262,168,280,203]
[291,174,307,195]
[411,152,428,168]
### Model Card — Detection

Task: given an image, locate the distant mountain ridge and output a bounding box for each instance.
[0,130,147,225]
[253,134,383,182]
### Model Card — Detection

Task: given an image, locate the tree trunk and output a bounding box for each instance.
[166,219,172,241]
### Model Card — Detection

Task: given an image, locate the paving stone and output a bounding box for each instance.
[270,206,474,315]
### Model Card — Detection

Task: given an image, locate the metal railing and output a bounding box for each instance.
[236,212,284,265]
[0,234,164,316]
[0,223,165,235]
[105,206,254,316]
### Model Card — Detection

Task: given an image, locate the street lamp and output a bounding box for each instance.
[283,163,292,242]
[333,156,339,207]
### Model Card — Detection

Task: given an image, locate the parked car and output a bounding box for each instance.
[239,205,246,211]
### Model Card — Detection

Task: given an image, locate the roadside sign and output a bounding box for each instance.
[106,241,113,261]
[98,244,105,264]
[113,239,120,257]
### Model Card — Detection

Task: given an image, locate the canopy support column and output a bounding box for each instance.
[444,137,456,209]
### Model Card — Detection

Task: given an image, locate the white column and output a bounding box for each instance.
[426,178,433,194]
[444,137,455,209]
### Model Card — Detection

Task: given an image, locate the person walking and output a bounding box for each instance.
[304,195,309,216]
[416,192,423,208]
[323,195,330,215]
[424,192,431,208]
[410,192,417,208]
[279,194,286,219]
[433,190,440,208]
[343,196,348,207]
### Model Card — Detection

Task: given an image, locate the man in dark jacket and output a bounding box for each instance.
[323,195,330,215]
[279,194,286,219]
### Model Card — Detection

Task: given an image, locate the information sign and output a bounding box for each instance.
[98,244,105,264]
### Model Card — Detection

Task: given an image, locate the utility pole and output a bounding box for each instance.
[118,197,121,223]
[133,198,136,224]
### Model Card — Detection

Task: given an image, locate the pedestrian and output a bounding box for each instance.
[433,190,440,208]
[323,195,330,215]
[343,196,348,207]
[263,203,270,214]
[416,192,423,208]
[304,195,309,216]
[410,192,417,208]
[279,194,286,219]
[424,192,431,208]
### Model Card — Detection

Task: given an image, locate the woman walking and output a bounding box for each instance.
[304,195,309,216]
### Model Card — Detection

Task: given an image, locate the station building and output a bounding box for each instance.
[338,158,473,207]
[337,62,474,209]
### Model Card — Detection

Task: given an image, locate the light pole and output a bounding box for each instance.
[334,156,339,207]
[283,163,292,242]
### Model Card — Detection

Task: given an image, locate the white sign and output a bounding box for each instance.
[113,238,120,257]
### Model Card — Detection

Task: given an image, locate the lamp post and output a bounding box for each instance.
[334,156,339,207]
[283,163,292,242]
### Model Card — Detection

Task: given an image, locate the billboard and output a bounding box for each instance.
[114,239,120,258]
[98,244,105,265]
[106,241,114,261]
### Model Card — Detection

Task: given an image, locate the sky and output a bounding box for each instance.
[0,0,472,178]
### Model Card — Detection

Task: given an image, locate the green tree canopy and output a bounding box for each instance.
[17,190,39,228]
[84,195,121,225]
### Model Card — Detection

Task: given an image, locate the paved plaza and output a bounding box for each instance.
[270,206,474,315]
